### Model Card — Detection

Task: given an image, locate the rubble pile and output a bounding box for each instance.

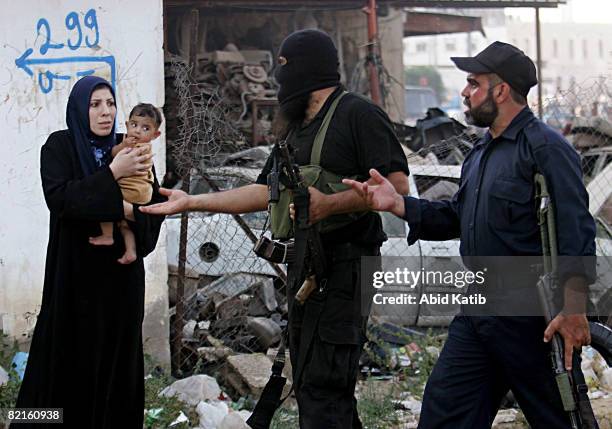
[174,272,287,377]
[151,374,252,429]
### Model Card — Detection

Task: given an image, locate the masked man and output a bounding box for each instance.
[143,29,409,428]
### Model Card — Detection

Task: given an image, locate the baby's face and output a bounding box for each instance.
[125,115,160,143]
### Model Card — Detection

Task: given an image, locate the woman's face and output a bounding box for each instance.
[89,87,116,136]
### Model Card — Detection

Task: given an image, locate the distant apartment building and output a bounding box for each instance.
[403,9,612,108]
[506,20,611,98]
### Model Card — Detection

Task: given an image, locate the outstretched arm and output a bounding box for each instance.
[307,170,409,223]
[344,168,460,243]
[139,183,268,216]
[343,169,407,216]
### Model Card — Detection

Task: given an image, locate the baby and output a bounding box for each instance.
[89,103,162,263]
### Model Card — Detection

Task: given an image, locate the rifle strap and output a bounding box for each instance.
[310,91,347,166]
[287,92,347,387]
[246,329,289,429]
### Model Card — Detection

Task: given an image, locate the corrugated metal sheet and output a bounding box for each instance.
[404,12,486,37]
[165,0,566,9]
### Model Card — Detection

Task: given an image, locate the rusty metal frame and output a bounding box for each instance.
[404,11,485,37]
[250,98,278,146]
[165,0,565,9]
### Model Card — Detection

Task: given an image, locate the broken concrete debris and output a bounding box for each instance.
[197,345,233,362]
[174,272,286,364]
[224,353,292,399]
[247,279,278,316]
[246,317,281,349]
[492,409,519,425]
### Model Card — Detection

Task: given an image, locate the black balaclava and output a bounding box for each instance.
[274,29,340,106]
[66,75,117,176]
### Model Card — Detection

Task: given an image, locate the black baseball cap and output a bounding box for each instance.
[451,41,538,97]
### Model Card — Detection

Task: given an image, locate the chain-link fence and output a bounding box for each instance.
[163,65,611,386]
[553,78,612,327]
[163,53,288,383]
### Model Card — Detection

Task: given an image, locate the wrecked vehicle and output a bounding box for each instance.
[394,107,478,165]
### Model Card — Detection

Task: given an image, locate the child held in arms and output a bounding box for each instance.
[89,103,162,264]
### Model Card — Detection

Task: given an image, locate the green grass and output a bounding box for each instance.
[143,355,199,429]
[366,327,446,399]
[265,384,402,429]
[358,380,402,428]
[0,333,22,423]
[270,407,299,429]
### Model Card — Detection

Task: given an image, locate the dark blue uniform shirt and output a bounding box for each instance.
[402,107,596,285]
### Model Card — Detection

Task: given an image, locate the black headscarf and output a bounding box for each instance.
[66,76,117,176]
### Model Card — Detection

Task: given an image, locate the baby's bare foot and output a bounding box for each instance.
[89,235,114,246]
[117,250,137,265]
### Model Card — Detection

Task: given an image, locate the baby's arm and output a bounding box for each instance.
[111,135,137,157]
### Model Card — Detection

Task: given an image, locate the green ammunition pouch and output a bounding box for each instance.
[270,92,367,239]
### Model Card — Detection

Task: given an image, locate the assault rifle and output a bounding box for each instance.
[246,138,329,429]
[276,138,328,302]
[535,173,597,429]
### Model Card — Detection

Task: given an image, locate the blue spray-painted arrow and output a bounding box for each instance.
[15,48,116,92]
[15,48,35,77]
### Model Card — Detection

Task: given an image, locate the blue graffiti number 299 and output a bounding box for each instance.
[16,8,114,96]
[38,9,99,54]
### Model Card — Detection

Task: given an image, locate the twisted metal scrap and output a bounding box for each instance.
[169,55,246,178]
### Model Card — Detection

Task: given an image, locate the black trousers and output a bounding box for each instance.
[294,336,363,428]
[418,315,596,429]
[287,243,379,429]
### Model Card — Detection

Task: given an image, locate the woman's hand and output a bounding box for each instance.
[109,146,152,180]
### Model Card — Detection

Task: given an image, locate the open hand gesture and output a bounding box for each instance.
[139,188,191,216]
[342,168,405,216]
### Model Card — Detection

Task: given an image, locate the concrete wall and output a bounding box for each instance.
[0,0,169,366]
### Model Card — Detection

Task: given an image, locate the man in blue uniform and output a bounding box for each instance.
[345,41,597,428]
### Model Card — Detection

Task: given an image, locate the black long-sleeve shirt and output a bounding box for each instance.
[402,107,596,286]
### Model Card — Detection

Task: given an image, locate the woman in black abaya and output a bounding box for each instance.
[15,76,166,428]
